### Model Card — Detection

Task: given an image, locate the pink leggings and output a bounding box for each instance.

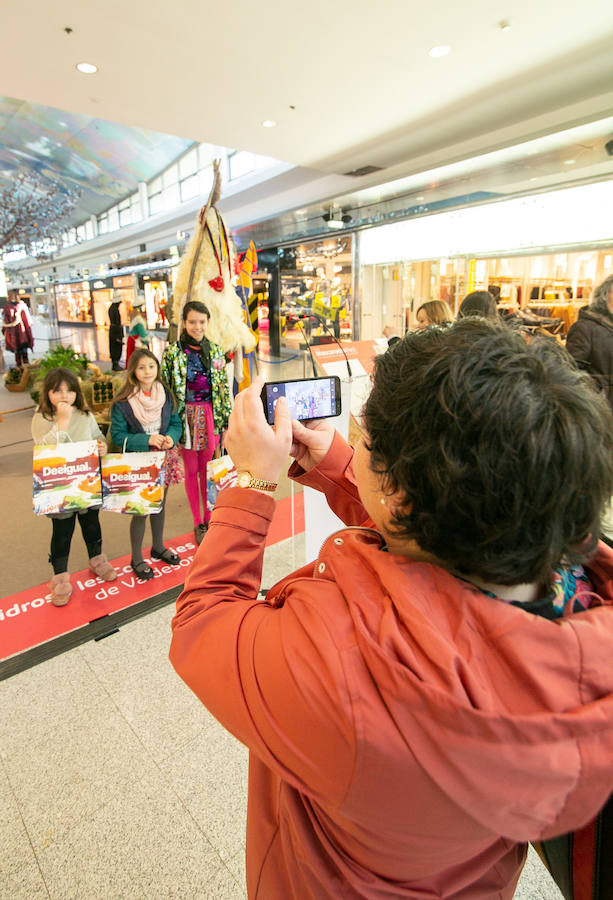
[180,442,219,527]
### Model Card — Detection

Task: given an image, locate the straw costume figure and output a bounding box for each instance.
[161,163,255,544]
[170,160,256,357]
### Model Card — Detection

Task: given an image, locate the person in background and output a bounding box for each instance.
[566,273,613,409]
[126,293,150,364]
[161,301,231,545]
[3,295,34,368]
[457,289,499,319]
[108,291,124,371]
[169,320,613,900]
[110,349,183,580]
[383,299,452,345]
[31,367,117,606]
[165,293,179,344]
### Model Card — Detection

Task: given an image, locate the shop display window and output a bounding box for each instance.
[278,236,353,350]
[55,282,93,323]
[359,247,613,340]
[143,280,168,329]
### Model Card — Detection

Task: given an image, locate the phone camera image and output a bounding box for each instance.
[262,377,341,425]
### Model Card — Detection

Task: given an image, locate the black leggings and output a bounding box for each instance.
[15,346,30,367]
[129,493,167,564]
[50,509,102,574]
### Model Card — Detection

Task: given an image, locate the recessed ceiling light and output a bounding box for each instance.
[262,119,277,128]
[499,20,511,32]
[564,159,576,165]
[415,195,425,202]
[76,62,98,74]
[428,45,451,58]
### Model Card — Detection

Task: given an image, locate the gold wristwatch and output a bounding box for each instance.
[236,470,278,492]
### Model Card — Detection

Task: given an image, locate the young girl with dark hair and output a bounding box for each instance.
[31,367,117,606]
[110,349,183,580]
[161,301,231,544]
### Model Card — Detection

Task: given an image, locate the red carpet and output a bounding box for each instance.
[0,492,304,663]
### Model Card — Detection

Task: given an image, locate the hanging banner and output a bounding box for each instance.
[33,440,102,516]
[101,451,165,515]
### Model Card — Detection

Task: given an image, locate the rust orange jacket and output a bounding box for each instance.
[169,432,613,899]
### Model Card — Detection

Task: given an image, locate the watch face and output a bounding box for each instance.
[237,471,251,488]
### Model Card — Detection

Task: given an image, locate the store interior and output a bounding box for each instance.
[360,245,613,339]
[276,236,353,349]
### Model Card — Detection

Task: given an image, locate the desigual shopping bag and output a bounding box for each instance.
[206,453,237,513]
[100,451,165,515]
[33,440,102,515]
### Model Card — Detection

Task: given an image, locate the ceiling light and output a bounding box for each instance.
[76,62,98,74]
[564,159,576,165]
[415,195,425,203]
[428,45,451,58]
[262,119,277,128]
[499,20,511,32]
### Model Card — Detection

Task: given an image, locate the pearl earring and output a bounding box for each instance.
[380,497,386,505]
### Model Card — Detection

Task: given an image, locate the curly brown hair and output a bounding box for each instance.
[364,318,613,585]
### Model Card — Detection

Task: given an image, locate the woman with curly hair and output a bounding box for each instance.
[566,273,613,408]
[170,319,613,900]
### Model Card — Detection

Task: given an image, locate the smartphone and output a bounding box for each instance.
[261,376,342,425]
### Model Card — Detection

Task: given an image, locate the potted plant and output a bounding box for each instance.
[4,365,30,392]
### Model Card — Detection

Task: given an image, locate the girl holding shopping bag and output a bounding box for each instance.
[31,367,117,606]
[110,349,183,580]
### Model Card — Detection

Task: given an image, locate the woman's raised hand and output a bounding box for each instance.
[290,418,335,473]
[225,375,292,484]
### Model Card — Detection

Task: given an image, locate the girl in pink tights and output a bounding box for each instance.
[161,301,232,544]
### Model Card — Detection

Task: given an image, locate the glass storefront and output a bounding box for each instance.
[359,249,612,338]
[358,179,613,339]
[278,236,353,349]
[55,281,93,323]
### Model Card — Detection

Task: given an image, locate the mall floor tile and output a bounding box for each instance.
[1,532,563,899]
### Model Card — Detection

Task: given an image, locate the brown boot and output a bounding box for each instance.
[49,573,72,607]
[89,553,118,581]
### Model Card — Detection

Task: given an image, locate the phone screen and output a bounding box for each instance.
[261,376,341,425]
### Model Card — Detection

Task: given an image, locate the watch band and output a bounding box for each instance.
[237,470,278,492]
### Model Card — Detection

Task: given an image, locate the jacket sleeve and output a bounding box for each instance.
[289,430,371,527]
[566,321,592,371]
[109,405,151,452]
[161,347,174,393]
[31,412,60,445]
[169,488,355,806]
[166,405,183,447]
[86,413,105,443]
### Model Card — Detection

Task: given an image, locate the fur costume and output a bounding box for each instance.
[171,161,256,355]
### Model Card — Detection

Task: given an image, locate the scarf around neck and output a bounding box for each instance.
[179,330,211,371]
[128,381,166,426]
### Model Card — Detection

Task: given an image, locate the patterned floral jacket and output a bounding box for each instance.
[161,340,231,446]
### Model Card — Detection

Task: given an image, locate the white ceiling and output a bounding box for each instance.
[2,0,613,199]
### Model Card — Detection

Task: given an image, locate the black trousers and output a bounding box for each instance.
[109,326,123,368]
[50,509,102,573]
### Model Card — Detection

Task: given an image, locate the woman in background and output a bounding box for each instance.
[457,290,498,319]
[384,299,452,345]
[566,273,613,409]
[108,291,124,371]
[126,294,150,365]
